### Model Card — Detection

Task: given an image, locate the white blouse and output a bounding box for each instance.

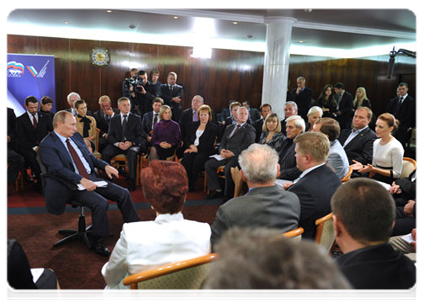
[101,213,211,289]
[372,138,404,178]
[194,129,204,146]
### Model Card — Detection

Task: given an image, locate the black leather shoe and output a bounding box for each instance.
[93,239,110,257]
[128,179,136,191]
[204,190,223,200]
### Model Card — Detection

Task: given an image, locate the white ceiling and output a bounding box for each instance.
[7,8,417,58]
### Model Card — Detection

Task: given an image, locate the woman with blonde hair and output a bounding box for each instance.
[74,99,97,153]
[258,113,287,158]
[306,106,323,131]
[352,87,371,113]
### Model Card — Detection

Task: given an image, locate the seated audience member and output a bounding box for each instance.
[210,144,300,247]
[254,103,272,142]
[313,118,349,179]
[16,96,52,192]
[221,101,241,135]
[338,107,376,168]
[7,107,25,191]
[242,100,261,122]
[93,95,120,152]
[352,113,404,184]
[159,71,183,121]
[390,228,416,261]
[258,113,288,158]
[181,105,218,191]
[205,227,350,289]
[316,84,337,118]
[204,106,256,201]
[39,111,140,256]
[74,99,97,153]
[65,92,80,116]
[218,99,236,123]
[101,160,211,289]
[101,97,143,191]
[392,199,416,237]
[8,239,60,289]
[281,101,298,136]
[39,96,55,124]
[278,115,305,180]
[305,106,323,131]
[389,169,416,207]
[331,178,416,289]
[286,132,341,239]
[140,97,163,154]
[149,105,182,161]
[352,87,371,114]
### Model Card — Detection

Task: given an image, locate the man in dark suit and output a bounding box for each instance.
[101,97,143,191]
[140,97,163,154]
[93,95,120,152]
[290,76,313,121]
[38,110,139,256]
[7,107,25,190]
[132,70,157,117]
[286,132,341,239]
[242,101,261,123]
[338,107,376,167]
[281,101,298,136]
[210,144,301,247]
[205,106,256,201]
[334,82,353,130]
[332,178,415,289]
[221,101,241,136]
[278,115,305,180]
[254,103,272,142]
[386,82,415,148]
[159,71,183,122]
[16,96,52,192]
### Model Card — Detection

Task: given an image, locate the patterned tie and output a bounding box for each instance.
[66,139,90,179]
[32,113,38,128]
[193,110,198,122]
[122,115,128,142]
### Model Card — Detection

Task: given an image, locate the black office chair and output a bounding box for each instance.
[37,155,92,250]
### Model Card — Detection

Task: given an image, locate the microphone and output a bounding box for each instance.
[387,55,395,79]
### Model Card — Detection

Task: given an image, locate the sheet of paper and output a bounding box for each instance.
[77,180,108,191]
[401,233,416,244]
[209,154,225,161]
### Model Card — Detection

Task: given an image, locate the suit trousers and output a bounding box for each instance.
[17,147,42,181]
[204,156,238,197]
[74,174,139,237]
[7,148,25,184]
[101,145,139,180]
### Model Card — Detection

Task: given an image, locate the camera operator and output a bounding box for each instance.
[130,70,157,117]
[122,68,138,99]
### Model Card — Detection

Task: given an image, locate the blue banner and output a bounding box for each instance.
[7,54,56,116]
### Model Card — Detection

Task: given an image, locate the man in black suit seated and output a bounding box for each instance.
[16,96,52,192]
[254,103,272,142]
[159,71,184,122]
[39,111,139,256]
[140,97,163,154]
[338,107,376,175]
[290,76,313,121]
[131,70,157,117]
[66,92,93,117]
[285,132,341,239]
[93,95,120,152]
[278,115,305,180]
[334,82,353,130]
[210,144,301,247]
[101,97,143,191]
[332,178,415,289]
[281,101,298,136]
[386,82,415,149]
[242,101,261,123]
[205,106,256,202]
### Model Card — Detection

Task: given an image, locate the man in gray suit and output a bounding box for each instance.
[210,144,301,247]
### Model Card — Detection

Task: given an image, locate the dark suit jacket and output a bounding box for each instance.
[254,118,264,142]
[248,108,261,122]
[186,121,218,156]
[211,185,301,246]
[160,83,183,119]
[140,111,157,139]
[219,123,256,157]
[8,108,19,151]
[338,127,376,165]
[291,87,313,120]
[336,243,416,289]
[93,108,120,137]
[386,95,416,130]
[287,164,341,239]
[107,113,143,147]
[279,140,301,180]
[16,111,52,150]
[336,91,353,125]
[38,131,108,215]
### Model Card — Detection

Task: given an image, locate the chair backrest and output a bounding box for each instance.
[231,166,246,198]
[341,165,353,182]
[314,212,335,252]
[283,227,304,242]
[123,253,219,289]
[401,157,416,178]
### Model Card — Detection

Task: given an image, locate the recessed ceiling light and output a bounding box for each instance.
[232,21,238,25]
[63,21,69,24]
[106,10,113,13]
[173,16,179,19]
[298,40,304,43]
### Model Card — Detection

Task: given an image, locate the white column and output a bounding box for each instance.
[261,17,296,119]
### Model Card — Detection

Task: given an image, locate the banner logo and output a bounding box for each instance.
[7,61,25,77]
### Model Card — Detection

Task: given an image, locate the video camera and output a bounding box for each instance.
[124,75,144,93]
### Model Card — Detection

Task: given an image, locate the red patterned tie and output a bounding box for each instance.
[66,139,90,179]
[32,113,38,128]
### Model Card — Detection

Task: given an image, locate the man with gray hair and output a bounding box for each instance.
[210,144,300,248]
[281,101,298,136]
[66,92,92,116]
[290,76,313,121]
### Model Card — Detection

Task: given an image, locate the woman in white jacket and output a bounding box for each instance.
[101,160,211,289]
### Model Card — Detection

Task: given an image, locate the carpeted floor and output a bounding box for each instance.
[7,177,222,289]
